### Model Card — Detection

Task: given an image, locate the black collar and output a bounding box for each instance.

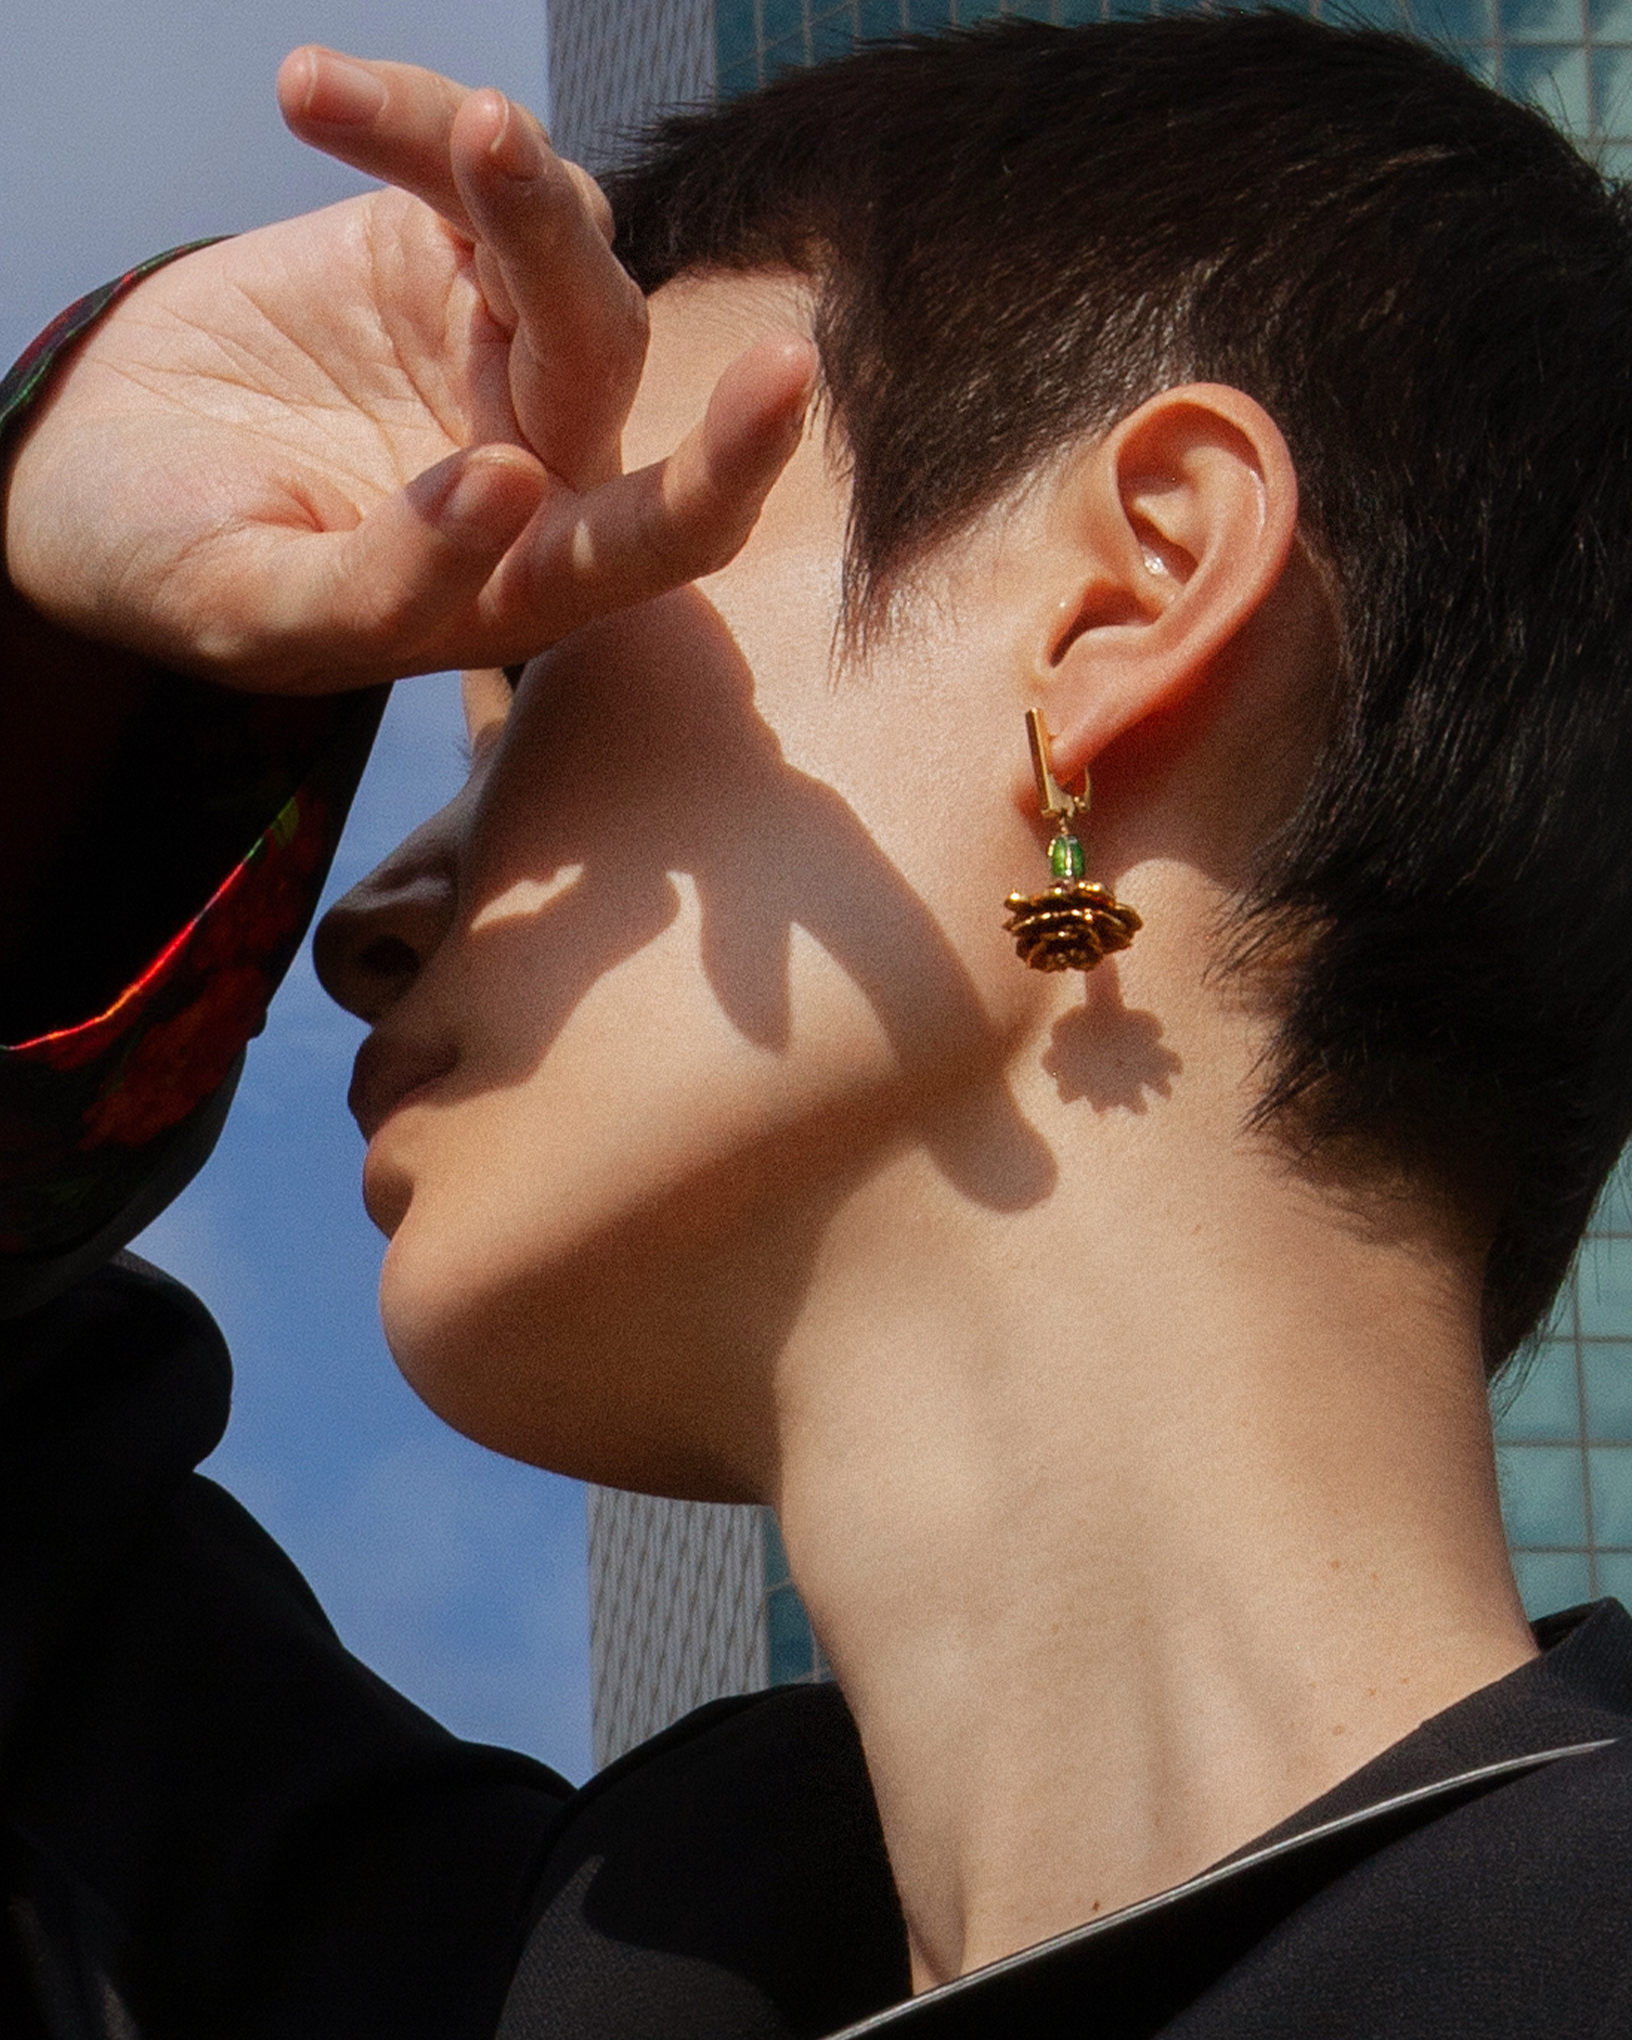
[831,1601,1632,2040]
[829,1741,1609,2039]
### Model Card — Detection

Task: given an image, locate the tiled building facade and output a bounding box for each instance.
[547,0,715,167]
[586,1488,768,1767]
[714,0,1632,170]
[1497,1159,1632,1614]
[556,0,1632,1765]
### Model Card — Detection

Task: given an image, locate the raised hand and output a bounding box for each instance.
[3,49,816,694]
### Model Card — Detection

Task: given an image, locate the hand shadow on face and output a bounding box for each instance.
[466,588,1055,1215]
[1043,964,1182,1114]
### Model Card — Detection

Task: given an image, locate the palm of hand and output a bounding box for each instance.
[8,191,613,690]
[3,59,812,695]
[144,192,525,503]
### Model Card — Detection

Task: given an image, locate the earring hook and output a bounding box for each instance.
[1005,710,1140,971]
[1025,709,1088,825]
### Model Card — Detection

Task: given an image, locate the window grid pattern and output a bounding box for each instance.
[717,0,1632,165]
[586,1487,769,1766]
[548,0,715,169]
[1496,1159,1632,1616]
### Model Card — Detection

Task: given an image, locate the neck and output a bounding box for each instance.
[768,963,1534,1989]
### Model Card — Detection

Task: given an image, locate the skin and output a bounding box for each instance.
[9,50,1538,1992]
[0,50,813,956]
[5,54,815,692]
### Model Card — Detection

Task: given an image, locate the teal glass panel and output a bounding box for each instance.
[811,20,860,57]
[764,0,807,45]
[1340,0,1412,26]
[1416,0,1494,34]
[1593,0,1632,42]
[1594,1152,1632,1230]
[717,0,760,73]
[768,1580,819,1681]
[859,0,908,35]
[813,17,860,58]
[1494,1342,1581,1443]
[1583,1343,1632,1440]
[762,36,811,74]
[1008,0,1059,19]
[1598,138,1632,171]
[1501,43,1591,134]
[1594,47,1632,134]
[1594,1550,1632,1605]
[1578,1234,1632,1336]
[762,41,811,75]
[719,52,763,94]
[1589,1447,1632,1544]
[1059,0,1104,19]
[1498,1444,1589,1545]
[908,1,958,27]
[1512,1547,1594,1615]
[763,1508,793,1589]
[1535,1271,1577,1342]
[1500,0,1586,42]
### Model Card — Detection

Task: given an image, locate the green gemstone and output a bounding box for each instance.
[1049,832,1085,881]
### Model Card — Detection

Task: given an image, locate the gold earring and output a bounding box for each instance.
[1003,710,1141,973]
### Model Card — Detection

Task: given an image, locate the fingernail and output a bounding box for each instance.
[440,464,497,531]
[431,453,538,545]
[486,96,542,181]
[302,53,388,126]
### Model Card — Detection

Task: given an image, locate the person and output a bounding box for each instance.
[8,14,1632,2038]
[0,44,899,2040]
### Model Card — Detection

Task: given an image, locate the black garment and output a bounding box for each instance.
[0,1253,568,2039]
[13,1246,1632,2039]
[498,1686,909,2039]
[0,1254,910,2040]
[497,1602,1632,2040]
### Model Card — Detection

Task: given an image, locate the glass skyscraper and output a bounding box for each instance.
[1497,1157,1632,1613]
[715,0,1632,172]
[552,0,1632,1764]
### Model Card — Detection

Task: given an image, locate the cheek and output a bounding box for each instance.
[363,580,1050,1467]
[367,888,915,1467]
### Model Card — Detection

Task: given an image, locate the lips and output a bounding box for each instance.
[349,1032,457,1142]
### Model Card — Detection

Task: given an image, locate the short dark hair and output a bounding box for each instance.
[608,12,1632,1369]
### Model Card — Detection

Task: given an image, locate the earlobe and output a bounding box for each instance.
[1034,383,1300,786]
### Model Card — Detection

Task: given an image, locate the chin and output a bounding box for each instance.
[376,1209,522,1449]
[375,1196,772,1501]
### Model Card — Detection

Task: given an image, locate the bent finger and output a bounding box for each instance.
[451,91,648,487]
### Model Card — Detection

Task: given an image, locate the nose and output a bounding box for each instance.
[314,814,459,1024]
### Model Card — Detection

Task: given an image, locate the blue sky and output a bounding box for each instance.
[2,0,595,1780]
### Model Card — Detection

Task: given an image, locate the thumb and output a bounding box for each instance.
[193,444,550,691]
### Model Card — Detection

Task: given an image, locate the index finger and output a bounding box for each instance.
[277,47,615,247]
[451,90,650,490]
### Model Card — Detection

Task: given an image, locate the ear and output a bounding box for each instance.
[1030,384,1299,791]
